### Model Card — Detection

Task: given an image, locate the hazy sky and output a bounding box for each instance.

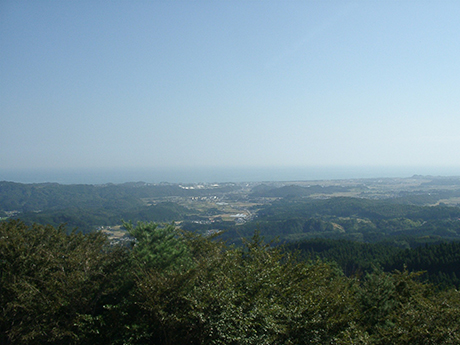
[2,1,460,173]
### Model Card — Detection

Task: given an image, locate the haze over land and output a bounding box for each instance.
[2,1,460,183]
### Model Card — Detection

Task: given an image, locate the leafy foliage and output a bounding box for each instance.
[2,219,460,344]
[0,220,131,344]
[124,221,193,272]
[362,270,460,344]
[132,231,358,344]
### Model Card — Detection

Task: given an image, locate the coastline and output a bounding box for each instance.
[2,166,460,185]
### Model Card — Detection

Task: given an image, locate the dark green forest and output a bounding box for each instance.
[0,181,240,212]
[4,180,460,245]
[283,238,460,289]
[2,220,460,344]
[0,181,238,232]
[2,179,460,342]
[211,197,460,246]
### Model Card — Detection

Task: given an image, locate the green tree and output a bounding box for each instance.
[0,220,131,345]
[373,270,460,344]
[132,231,361,344]
[123,221,193,272]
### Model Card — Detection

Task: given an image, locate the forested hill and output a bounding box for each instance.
[249,184,350,197]
[256,196,460,220]
[0,181,240,212]
[284,238,460,288]
[0,181,242,233]
[215,197,460,244]
[3,178,460,243]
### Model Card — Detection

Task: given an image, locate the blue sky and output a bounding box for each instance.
[2,1,460,176]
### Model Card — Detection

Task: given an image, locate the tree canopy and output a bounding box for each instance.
[1,219,460,344]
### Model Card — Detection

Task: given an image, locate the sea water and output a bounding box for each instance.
[1,166,460,185]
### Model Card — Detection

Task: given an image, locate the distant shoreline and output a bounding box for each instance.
[1,166,460,185]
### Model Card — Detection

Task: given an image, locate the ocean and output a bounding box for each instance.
[1,166,460,185]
